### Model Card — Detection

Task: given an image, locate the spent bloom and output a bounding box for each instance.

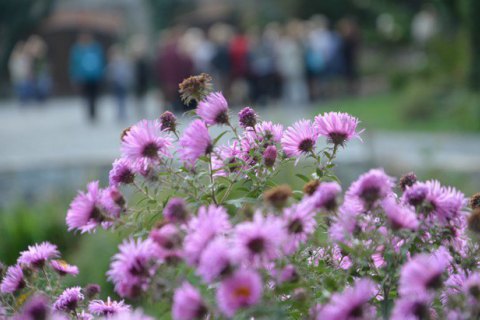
[179,73,213,105]
[18,242,60,268]
[179,120,212,167]
[121,119,172,171]
[172,282,208,320]
[281,119,319,158]
[314,112,362,146]
[50,260,79,276]
[0,265,25,293]
[238,107,257,128]
[53,287,84,312]
[107,238,157,298]
[216,269,263,317]
[88,297,131,317]
[316,278,377,320]
[196,91,229,125]
[346,168,395,209]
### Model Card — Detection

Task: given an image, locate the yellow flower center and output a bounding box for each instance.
[234,286,251,299]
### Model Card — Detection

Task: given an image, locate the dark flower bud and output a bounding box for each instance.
[399,172,417,191]
[160,111,177,132]
[264,185,292,209]
[21,295,49,320]
[238,107,258,128]
[84,284,101,299]
[263,145,277,167]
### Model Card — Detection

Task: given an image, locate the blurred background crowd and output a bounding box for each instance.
[1,0,480,302]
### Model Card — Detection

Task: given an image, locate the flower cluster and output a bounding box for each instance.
[2,75,479,320]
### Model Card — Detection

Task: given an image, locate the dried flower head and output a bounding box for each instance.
[179,73,213,104]
[470,192,480,210]
[399,172,417,191]
[121,126,132,141]
[303,180,320,196]
[468,209,480,234]
[264,185,292,209]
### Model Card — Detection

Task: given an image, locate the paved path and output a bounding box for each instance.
[1,95,479,174]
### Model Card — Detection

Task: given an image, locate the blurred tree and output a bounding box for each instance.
[0,0,54,85]
[463,0,480,90]
[144,0,192,31]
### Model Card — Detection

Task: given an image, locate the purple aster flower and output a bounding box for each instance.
[275,264,299,284]
[248,121,284,143]
[107,238,157,298]
[234,212,284,265]
[263,145,277,167]
[346,168,395,209]
[404,180,466,225]
[121,120,172,171]
[17,295,50,320]
[66,181,108,233]
[212,141,243,176]
[50,260,79,276]
[282,200,317,254]
[391,293,434,320]
[310,181,342,211]
[172,282,208,320]
[281,120,319,158]
[328,199,363,244]
[53,287,84,312]
[196,91,229,125]
[197,237,236,283]
[179,120,212,167]
[163,197,189,223]
[149,224,183,263]
[100,186,125,221]
[108,309,154,320]
[317,278,377,320]
[238,107,257,128]
[88,297,131,317]
[399,250,449,296]
[159,111,177,132]
[183,205,231,266]
[18,242,59,268]
[77,311,94,320]
[216,269,263,317]
[382,197,419,231]
[463,272,480,302]
[109,158,135,186]
[314,112,363,146]
[1,265,25,293]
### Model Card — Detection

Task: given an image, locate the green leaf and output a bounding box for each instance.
[295,174,310,182]
[213,130,229,145]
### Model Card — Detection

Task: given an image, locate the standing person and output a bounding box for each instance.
[229,28,250,104]
[209,23,233,92]
[27,35,52,103]
[277,21,309,105]
[155,27,194,111]
[130,35,150,119]
[69,32,105,122]
[338,18,360,96]
[8,41,33,105]
[107,45,133,122]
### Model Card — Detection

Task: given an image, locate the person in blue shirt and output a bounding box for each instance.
[70,33,105,122]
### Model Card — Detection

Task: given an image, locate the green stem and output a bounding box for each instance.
[208,155,218,204]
